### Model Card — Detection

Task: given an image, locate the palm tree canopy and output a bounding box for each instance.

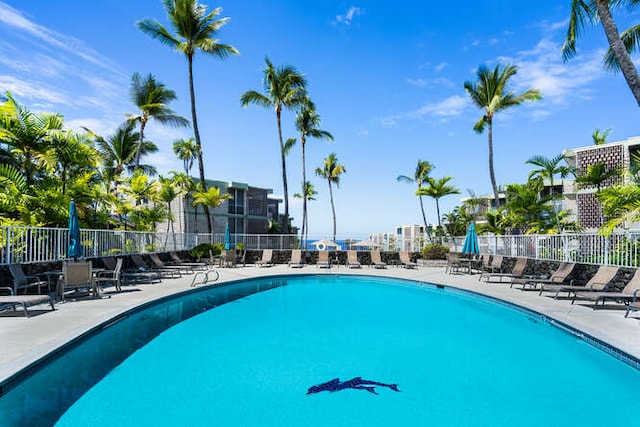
[397,160,433,186]
[315,152,346,186]
[575,160,622,190]
[526,154,573,184]
[293,181,318,200]
[137,0,238,60]
[463,64,543,133]
[418,176,460,200]
[192,186,233,208]
[592,128,612,144]
[240,57,308,112]
[172,137,199,172]
[127,72,189,128]
[295,100,333,142]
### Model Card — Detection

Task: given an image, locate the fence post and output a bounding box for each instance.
[604,235,609,266]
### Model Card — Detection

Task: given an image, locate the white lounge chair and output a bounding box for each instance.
[0,287,55,318]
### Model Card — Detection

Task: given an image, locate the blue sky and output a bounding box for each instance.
[0,1,639,237]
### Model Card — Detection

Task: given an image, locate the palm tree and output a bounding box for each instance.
[138,0,238,234]
[397,160,434,231]
[315,153,346,241]
[563,0,640,106]
[240,58,308,233]
[575,161,621,194]
[127,72,189,171]
[592,128,611,145]
[172,137,199,175]
[293,180,318,244]
[418,176,460,231]
[464,64,542,208]
[526,153,573,232]
[191,186,232,233]
[96,121,158,185]
[295,99,333,245]
[500,180,555,233]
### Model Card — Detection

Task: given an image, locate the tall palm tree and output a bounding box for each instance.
[295,99,333,245]
[191,186,232,233]
[592,128,611,145]
[138,0,238,234]
[526,153,573,232]
[127,72,189,171]
[240,58,308,233]
[418,176,460,230]
[293,180,318,244]
[315,153,346,241]
[564,0,640,106]
[464,64,542,208]
[397,160,434,231]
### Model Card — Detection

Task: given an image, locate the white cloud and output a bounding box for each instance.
[0,2,121,74]
[380,95,470,127]
[0,75,69,105]
[334,6,361,26]
[435,62,449,72]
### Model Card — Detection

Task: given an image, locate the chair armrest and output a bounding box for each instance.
[0,287,14,296]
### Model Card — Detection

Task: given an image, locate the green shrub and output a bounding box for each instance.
[421,244,449,260]
[190,243,223,260]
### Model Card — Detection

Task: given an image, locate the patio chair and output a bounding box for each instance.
[347,250,362,269]
[317,250,331,268]
[8,264,48,295]
[540,265,619,299]
[371,250,387,269]
[625,301,640,318]
[399,251,418,269]
[149,252,191,275]
[255,249,274,267]
[288,249,305,268]
[511,261,576,290]
[0,287,55,318]
[573,268,640,309]
[93,257,122,292]
[479,255,503,281]
[446,252,465,274]
[60,260,94,300]
[221,250,238,268]
[482,257,528,283]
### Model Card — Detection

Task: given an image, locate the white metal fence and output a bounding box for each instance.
[444,233,640,268]
[3,225,640,268]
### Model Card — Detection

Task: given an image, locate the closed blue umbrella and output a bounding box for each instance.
[224,223,231,250]
[461,222,479,254]
[67,199,83,260]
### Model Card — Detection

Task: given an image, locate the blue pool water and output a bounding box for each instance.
[53,275,639,426]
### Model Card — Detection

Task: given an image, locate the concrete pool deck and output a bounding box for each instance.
[1,264,639,384]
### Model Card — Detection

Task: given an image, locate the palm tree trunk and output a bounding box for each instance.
[188,54,212,234]
[329,180,337,241]
[487,118,500,209]
[301,138,307,248]
[595,0,640,106]
[133,119,146,171]
[276,107,289,233]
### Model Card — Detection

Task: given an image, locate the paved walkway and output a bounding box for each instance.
[1,264,639,383]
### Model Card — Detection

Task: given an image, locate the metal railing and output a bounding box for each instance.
[444,233,640,268]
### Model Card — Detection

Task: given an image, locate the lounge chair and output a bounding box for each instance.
[255,249,274,267]
[8,264,48,294]
[288,249,305,268]
[347,250,362,269]
[573,268,640,309]
[317,250,331,268]
[511,262,576,291]
[371,250,387,269]
[540,265,619,299]
[0,287,55,318]
[132,255,180,278]
[625,301,640,318]
[106,256,161,285]
[149,253,191,275]
[169,251,208,270]
[221,250,238,268]
[479,255,503,281]
[482,257,527,283]
[399,251,418,269]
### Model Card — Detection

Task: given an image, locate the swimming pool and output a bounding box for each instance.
[2,275,640,425]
